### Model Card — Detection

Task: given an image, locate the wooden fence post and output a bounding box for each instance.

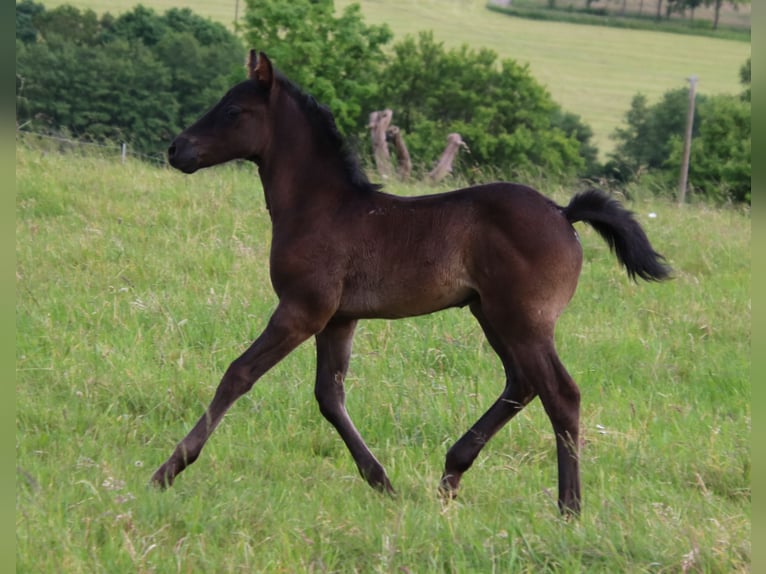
[368,109,393,179]
[428,133,466,183]
[677,75,697,204]
[386,126,412,181]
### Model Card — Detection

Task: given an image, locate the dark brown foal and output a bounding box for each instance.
[152,50,669,515]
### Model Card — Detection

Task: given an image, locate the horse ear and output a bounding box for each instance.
[246,49,257,78]
[248,50,274,88]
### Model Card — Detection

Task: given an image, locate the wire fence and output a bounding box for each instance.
[16,129,168,167]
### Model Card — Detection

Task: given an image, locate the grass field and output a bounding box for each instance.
[37,0,750,157]
[16,142,750,572]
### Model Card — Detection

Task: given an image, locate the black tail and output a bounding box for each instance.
[562,189,671,282]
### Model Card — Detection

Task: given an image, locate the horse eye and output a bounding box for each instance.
[225,105,241,119]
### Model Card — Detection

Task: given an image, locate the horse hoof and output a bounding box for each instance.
[150,466,174,490]
[371,476,396,496]
[438,474,460,499]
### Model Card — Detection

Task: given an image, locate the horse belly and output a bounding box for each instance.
[338,265,474,320]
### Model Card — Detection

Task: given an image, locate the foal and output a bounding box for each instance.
[152,50,670,514]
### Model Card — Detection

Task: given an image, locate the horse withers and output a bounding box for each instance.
[154,50,670,515]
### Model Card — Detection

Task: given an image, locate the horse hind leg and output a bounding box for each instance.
[442,302,582,515]
[440,303,537,498]
[314,319,394,494]
[538,350,581,515]
[491,338,581,515]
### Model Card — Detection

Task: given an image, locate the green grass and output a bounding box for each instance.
[36,0,750,157]
[16,142,750,572]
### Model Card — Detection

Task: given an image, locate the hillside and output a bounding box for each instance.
[16,141,751,572]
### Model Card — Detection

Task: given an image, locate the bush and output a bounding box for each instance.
[378,32,587,179]
[608,65,751,203]
[243,0,393,136]
[679,95,750,203]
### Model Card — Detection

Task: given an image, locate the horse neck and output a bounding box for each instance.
[257,94,352,224]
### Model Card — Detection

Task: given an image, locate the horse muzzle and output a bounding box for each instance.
[167,135,201,174]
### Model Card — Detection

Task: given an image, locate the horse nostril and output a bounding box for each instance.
[168,143,177,159]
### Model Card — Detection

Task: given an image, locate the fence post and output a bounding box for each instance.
[121,143,127,164]
[677,75,697,204]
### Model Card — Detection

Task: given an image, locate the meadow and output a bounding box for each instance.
[16,142,750,572]
[38,0,751,156]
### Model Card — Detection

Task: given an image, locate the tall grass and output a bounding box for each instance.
[16,143,750,572]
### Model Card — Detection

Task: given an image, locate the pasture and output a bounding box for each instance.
[16,142,750,571]
[37,0,750,156]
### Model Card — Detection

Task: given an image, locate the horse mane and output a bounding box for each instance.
[276,72,383,194]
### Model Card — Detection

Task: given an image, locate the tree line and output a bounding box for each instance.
[16,0,749,203]
[511,0,750,31]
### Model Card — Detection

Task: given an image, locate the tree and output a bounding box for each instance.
[608,88,704,180]
[739,57,750,101]
[683,0,704,20]
[678,95,750,202]
[104,4,168,46]
[17,35,179,152]
[15,0,45,44]
[242,0,393,136]
[552,110,600,178]
[704,0,751,30]
[16,3,244,157]
[608,77,750,202]
[378,32,587,179]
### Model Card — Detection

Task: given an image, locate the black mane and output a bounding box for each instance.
[276,72,383,194]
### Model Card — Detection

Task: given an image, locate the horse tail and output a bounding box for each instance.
[562,189,671,282]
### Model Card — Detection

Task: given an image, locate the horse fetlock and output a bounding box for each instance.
[150,463,176,489]
[438,473,461,499]
[559,495,581,518]
[360,463,394,494]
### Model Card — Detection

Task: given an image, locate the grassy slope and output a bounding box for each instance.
[38,0,750,156]
[16,144,750,571]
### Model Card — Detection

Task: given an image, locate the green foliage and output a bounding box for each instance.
[675,94,751,202]
[378,32,586,179]
[17,0,102,46]
[607,79,750,203]
[551,109,600,177]
[104,3,169,46]
[16,36,179,152]
[242,0,393,136]
[739,57,750,101]
[608,88,702,181]
[15,0,45,44]
[15,2,243,157]
[240,4,590,178]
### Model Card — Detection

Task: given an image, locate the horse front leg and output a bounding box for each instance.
[151,302,324,488]
[314,319,394,494]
